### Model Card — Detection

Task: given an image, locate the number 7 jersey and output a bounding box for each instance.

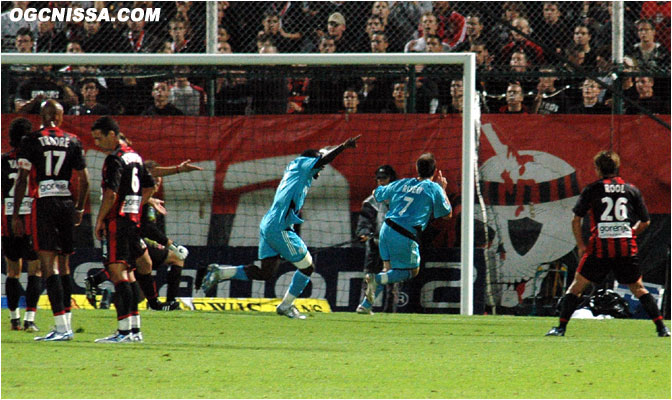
[572,176,650,258]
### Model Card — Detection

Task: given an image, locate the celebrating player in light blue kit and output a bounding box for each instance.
[358,153,452,314]
[202,135,361,319]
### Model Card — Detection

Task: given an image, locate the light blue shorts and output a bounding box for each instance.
[258,228,308,263]
[378,223,420,269]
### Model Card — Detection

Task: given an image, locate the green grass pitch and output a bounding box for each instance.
[2,309,670,399]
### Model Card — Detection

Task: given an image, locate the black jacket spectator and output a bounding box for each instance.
[141,103,184,116]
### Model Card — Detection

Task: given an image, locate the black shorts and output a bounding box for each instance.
[147,245,169,267]
[577,254,642,285]
[2,235,38,262]
[33,197,75,254]
[105,218,147,266]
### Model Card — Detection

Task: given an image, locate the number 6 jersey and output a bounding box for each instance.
[572,176,650,258]
[101,143,155,225]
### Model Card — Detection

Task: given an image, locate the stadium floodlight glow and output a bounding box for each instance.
[1,52,477,316]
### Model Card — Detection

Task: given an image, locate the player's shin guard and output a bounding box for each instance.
[130,279,141,305]
[135,272,159,308]
[558,293,580,329]
[45,275,65,316]
[114,281,133,335]
[128,282,140,334]
[5,277,22,313]
[60,274,73,313]
[25,275,42,317]
[166,264,182,302]
[279,269,311,308]
[638,293,666,331]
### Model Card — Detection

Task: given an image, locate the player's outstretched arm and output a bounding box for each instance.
[151,159,203,178]
[314,135,361,169]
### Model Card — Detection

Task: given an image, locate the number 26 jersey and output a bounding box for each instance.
[572,176,650,258]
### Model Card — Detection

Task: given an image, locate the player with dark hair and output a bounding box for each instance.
[202,136,361,319]
[355,165,398,314]
[91,116,156,343]
[357,153,452,314]
[3,118,42,332]
[547,151,670,337]
[12,100,91,341]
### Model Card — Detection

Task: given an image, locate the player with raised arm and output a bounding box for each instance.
[202,135,361,319]
[3,118,42,332]
[547,151,670,337]
[357,153,452,314]
[91,116,156,343]
[12,100,90,341]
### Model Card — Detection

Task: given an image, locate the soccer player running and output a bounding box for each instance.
[202,135,361,319]
[12,100,91,341]
[3,118,42,332]
[357,153,452,314]
[547,151,670,337]
[91,116,156,343]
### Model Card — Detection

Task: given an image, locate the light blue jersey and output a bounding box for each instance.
[375,178,452,233]
[375,177,451,269]
[258,156,320,262]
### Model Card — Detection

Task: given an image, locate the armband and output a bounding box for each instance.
[17,158,32,171]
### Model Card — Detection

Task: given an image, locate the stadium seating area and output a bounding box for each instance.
[2,1,670,116]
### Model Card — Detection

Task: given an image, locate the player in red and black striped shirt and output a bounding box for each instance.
[547,151,669,337]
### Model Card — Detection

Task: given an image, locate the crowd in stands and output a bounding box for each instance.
[3,1,670,116]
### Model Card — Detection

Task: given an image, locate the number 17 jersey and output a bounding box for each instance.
[572,176,650,258]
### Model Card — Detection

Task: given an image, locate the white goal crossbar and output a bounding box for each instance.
[1,52,477,315]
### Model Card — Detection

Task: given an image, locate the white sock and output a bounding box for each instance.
[54,314,67,333]
[10,309,20,319]
[118,317,131,333]
[24,310,35,322]
[131,314,141,330]
[216,265,240,280]
[280,292,296,308]
[65,311,72,332]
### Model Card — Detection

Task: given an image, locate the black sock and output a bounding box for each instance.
[130,280,142,305]
[558,293,580,329]
[5,277,22,312]
[166,265,182,302]
[114,281,132,324]
[136,272,159,307]
[638,293,666,331]
[91,268,108,286]
[60,274,72,313]
[45,275,65,315]
[25,275,42,311]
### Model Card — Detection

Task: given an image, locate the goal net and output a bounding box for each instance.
[2,53,479,315]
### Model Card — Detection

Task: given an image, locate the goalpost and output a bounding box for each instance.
[2,52,478,315]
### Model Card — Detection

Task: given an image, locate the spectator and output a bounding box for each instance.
[471,40,494,71]
[142,81,184,116]
[35,20,66,53]
[14,66,67,114]
[368,1,402,52]
[568,79,610,114]
[215,41,250,116]
[425,33,443,53]
[257,11,298,53]
[603,56,639,107]
[305,36,343,114]
[571,24,596,66]
[445,79,463,114]
[628,19,671,72]
[431,1,467,51]
[639,1,670,50]
[405,11,440,52]
[500,17,544,67]
[106,66,153,115]
[168,17,202,53]
[562,44,588,104]
[256,34,275,53]
[158,41,173,54]
[490,1,527,49]
[499,82,529,113]
[358,76,393,113]
[216,1,242,52]
[126,19,157,53]
[170,66,206,116]
[388,1,432,51]
[453,12,492,51]
[342,88,360,114]
[509,48,536,93]
[14,27,33,53]
[384,82,408,114]
[2,1,37,52]
[533,2,571,60]
[627,77,669,115]
[67,79,110,115]
[57,41,107,90]
[327,12,353,53]
[370,31,389,53]
[357,14,384,52]
[82,20,131,53]
[217,41,233,54]
[249,44,288,114]
[413,65,440,113]
[531,66,568,114]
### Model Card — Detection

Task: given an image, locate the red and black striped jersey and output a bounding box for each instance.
[2,149,33,236]
[101,144,155,224]
[16,126,86,199]
[572,177,650,258]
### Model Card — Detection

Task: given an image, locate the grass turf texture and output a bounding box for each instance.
[2,309,670,399]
